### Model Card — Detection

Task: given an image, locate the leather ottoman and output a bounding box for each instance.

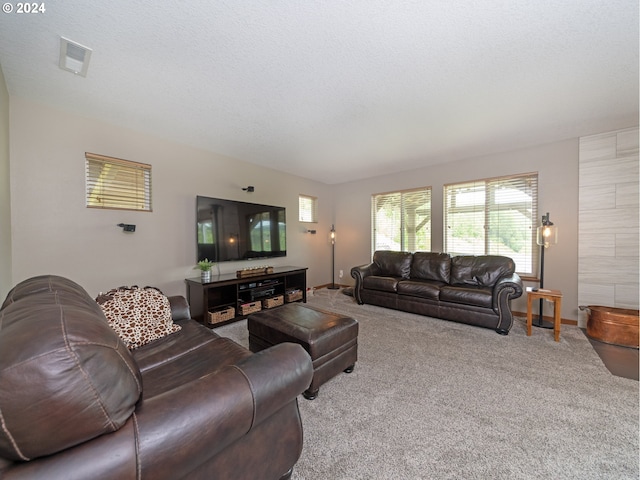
[248,303,358,400]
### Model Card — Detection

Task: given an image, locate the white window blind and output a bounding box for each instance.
[85,152,152,211]
[299,194,318,223]
[444,173,538,275]
[372,187,431,252]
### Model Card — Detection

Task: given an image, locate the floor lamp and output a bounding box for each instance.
[328,224,340,289]
[533,212,558,328]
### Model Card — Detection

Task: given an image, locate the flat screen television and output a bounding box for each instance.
[196,195,286,263]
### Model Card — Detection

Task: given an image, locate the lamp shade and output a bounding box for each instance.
[536,212,558,248]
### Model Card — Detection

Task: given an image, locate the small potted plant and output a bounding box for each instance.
[196,259,215,282]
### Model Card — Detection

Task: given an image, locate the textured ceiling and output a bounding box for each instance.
[0,1,638,184]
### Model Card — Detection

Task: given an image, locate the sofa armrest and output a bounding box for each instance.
[350,263,380,305]
[167,295,191,321]
[233,342,313,426]
[492,273,524,333]
[134,342,313,479]
[493,273,523,301]
[1,343,312,480]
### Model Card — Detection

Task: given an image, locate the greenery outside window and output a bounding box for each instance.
[372,187,431,252]
[85,152,152,211]
[299,194,318,223]
[444,173,538,275]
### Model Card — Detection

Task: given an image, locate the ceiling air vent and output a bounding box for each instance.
[59,37,92,77]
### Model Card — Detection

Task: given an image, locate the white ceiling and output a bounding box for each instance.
[0,1,638,184]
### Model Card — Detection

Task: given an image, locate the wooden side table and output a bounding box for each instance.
[526,289,563,342]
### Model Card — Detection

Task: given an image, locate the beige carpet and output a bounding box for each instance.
[215,289,639,480]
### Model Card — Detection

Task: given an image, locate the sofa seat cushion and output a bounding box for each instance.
[397,279,445,300]
[0,276,142,462]
[410,252,451,283]
[132,318,220,372]
[439,285,493,308]
[138,336,251,398]
[450,255,515,287]
[363,275,402,293]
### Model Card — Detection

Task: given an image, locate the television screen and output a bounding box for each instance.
[196,196,286,263]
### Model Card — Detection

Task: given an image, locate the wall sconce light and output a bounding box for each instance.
[242,186,255,192]
[117,223,136,233]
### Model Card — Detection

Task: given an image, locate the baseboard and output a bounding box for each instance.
[314,283,349,290]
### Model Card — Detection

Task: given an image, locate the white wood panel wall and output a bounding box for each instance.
[578,127,639,327]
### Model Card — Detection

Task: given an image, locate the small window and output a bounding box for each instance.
[85,152,152,211]
[299,194,318,223]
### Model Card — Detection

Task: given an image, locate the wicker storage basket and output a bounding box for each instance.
[285,289,303,303]
[262,295,284,309]
[208,306,235,325]
[239,301,262,315]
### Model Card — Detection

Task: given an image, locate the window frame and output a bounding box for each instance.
[85,152,152,212]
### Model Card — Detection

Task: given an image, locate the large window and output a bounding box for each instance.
[444,173,538,275]
[85,152,152,211]
[372,187,431,252]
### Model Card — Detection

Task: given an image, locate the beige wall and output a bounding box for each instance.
[7,94,637,324]
[334,139,582,321]
[8,97,335,297]
[0,66,11,299]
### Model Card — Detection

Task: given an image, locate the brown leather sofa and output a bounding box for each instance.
[351,251,523,334]
[0,275,313,480]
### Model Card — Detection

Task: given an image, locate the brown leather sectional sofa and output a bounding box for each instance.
[0,275,313,480]
[351,251,523,334]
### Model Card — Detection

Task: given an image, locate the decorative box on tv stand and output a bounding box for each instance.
[236,266,274,279]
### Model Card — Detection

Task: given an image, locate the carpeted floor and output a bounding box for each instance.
[215,289,639,480]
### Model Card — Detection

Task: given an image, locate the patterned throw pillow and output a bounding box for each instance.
[96,286,181,349]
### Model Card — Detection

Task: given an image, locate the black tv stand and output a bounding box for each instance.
[185,266,307,327]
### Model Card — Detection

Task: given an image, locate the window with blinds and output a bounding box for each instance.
[444,173,538,275]
[372,187,431,252]
[85,153,152,211]
[299,194,318,223]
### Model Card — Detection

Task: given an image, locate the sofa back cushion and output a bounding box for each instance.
[450,255,515,287]
[410,252,451,283]
[0,276,142,461]
[373,251,412,278]
[1,274,98,310]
